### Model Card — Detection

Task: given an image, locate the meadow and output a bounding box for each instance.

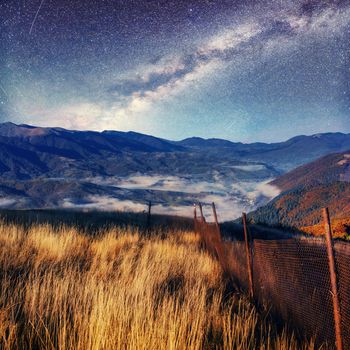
[0,217,319,349]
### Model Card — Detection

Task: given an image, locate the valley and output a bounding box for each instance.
[2,122,350,221]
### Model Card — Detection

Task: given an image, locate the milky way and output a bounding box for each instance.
[0,0,349,142]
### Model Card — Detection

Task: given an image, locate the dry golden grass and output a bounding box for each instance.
[0,221,317,349]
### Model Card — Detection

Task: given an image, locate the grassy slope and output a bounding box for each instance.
[0,221,317,349]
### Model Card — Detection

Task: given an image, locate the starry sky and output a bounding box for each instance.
[0,0,350,142]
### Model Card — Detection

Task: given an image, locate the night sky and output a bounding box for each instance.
[1,0,350,142]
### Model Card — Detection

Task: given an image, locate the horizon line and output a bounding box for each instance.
[1,120,349,145]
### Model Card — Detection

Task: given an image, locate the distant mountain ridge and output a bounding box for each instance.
[1,122,350,213]
[2,122,350,174]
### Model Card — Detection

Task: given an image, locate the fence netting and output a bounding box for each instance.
[194,217,350,348]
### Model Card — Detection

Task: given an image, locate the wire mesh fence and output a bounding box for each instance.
[194,204,349,349]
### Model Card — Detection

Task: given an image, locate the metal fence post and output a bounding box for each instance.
[242,212,254,300]
[323,207,343,350]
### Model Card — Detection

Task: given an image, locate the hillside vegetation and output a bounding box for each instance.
[270,151,350,192]
[301,217,350,238]
[249,149,350,236]
[249,182,350,231]
[0,221,316,349]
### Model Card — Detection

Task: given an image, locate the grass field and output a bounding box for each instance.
[0,219,318,349]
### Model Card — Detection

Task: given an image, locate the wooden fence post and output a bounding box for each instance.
[147,201,152,230]
[193,204,197,232]
[242,212,254,300]
[323,207,343,350]
[212,202,228,274]
[198,202,205,223]
[211,202,219,228]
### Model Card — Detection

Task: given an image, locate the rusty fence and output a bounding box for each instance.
[194,203,349,349]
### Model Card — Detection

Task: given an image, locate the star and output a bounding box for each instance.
[0,0,349,142]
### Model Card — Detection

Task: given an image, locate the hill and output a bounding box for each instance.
[2,123,350,180]
[2,122,350,215]
[248,181,350,228]
[0,122,279,180]
[177,133,350,171]
[248,150,350,236]
[270,151,350,192]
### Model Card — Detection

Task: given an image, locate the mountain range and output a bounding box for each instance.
[1,122,350,220]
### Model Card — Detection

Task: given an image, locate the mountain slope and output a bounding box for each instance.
[240,133,350,171]
[0,122,280,214]
[2,123,350,179]
[270,151,350,192]
[248,181,350,227]
[0,123,188,179]
[248,150,350,232]
[177,133,350,171]
[2,122,350,216]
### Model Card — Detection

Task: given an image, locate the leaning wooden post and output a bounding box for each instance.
[147,201,152,230]
[242,212,254,299]
[212,202,219,228]
[212,202,228,273]
[323,207,343,350]
[198,202,205,223]
[198,202,207,248]
[193,204,197,232]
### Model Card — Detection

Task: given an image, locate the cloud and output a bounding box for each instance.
[62,196,147,212]
[83,174,280,222]
[0,174,279,221]
[89,174,227,194]
[246,181,281,201]
[61,193,234,221]
[230,164,267,171]
[0,198,18,207]
[0,197,28,208]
